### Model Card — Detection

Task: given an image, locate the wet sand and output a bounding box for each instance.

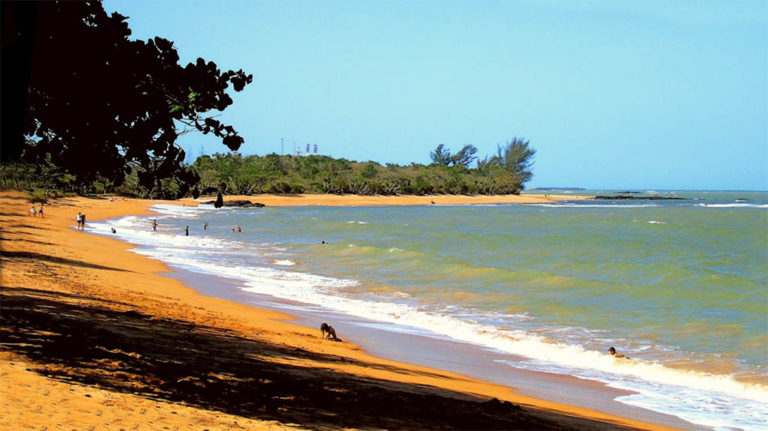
[171,267,704,430]
[1,191,680,430]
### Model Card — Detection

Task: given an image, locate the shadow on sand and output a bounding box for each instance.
[0,251,130,272]
[0,286,627,430]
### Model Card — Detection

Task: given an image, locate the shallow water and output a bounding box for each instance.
[91,190,768,431]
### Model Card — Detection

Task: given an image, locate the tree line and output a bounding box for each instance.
[0,138,535,199]
[192,139,535,197]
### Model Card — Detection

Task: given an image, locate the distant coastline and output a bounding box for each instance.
[529,187,586,191]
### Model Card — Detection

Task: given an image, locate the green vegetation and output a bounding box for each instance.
[3,1,251,198]
[1,139,535,199]
[192,139,535,196]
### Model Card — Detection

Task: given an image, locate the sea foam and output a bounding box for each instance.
[697,203,768,209]
[87,203,768,431]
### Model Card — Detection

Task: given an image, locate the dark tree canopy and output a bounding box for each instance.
[429,144,452,167]
[477,137,536,187]
[430,144,478,169]
[1,1,252,195]
[496,138,536,184]
[450,144,479,168]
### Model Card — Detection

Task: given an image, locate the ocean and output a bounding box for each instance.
[89,190,768,430]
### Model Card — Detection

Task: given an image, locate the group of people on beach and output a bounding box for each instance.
[28,203,44,217]
[150,219,244,236]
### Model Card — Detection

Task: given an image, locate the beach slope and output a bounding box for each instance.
[1,192,670,430]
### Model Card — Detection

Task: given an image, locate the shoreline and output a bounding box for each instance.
[169,266,702,430]
[1,191,678,430]
[195,192,594,207]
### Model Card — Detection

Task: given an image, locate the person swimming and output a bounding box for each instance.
[608,346,629,359]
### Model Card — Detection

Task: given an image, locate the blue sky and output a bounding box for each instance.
[103,0,767,190]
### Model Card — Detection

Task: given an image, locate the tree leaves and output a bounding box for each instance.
[430,144,479,169]
[430,144,452,167]
[192,151,534,196]
[13,1,252,194]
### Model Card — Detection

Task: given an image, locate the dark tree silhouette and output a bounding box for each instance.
[1,1,252,195]
[451,144,479,168]
[430,144,478,169]
[429,144,452,167]
[495,138,536,184]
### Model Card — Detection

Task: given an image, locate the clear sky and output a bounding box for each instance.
[102,0,767,190]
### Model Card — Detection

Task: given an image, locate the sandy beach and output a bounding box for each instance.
[1,191,679,430]
[202,192,593,207]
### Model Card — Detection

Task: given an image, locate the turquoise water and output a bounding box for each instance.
[92,191,768,430]
[255,192,767,377]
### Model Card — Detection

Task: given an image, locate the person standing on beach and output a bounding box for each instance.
[81,213,86,229]
[152,219,158,231]
[29,206,36,217]
[38,203,44,218]
[185,225,189,236]
[76,212,82,229]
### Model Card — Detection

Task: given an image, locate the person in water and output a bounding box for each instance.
[608,346,629,359]
[203,221,208,230]
[152,219,157,231]
[185,226,189,236]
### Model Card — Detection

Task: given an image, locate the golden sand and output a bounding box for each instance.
[0,191,676,430]
[199,192,592,207]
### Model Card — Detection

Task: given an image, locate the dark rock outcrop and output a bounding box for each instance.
[224,200,265,208]
[199,199,265,208]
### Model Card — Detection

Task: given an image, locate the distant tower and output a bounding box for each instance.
[313,144,318,154]
[306,143,310,155]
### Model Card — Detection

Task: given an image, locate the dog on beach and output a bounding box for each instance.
[320,322,341,341]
